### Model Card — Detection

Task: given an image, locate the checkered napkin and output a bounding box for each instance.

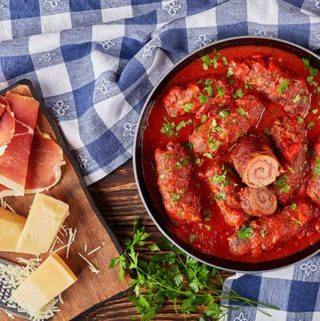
[0,0,320,184]
[221,254,320,321]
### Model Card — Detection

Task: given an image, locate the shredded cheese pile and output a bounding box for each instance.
[0,257,61,320]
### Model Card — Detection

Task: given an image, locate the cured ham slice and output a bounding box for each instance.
[231,135,280,188]
[0,97,15,155]
[0,89,39,194]
[25,129,65,193]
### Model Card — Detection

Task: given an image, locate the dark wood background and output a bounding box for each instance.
[76,160,231,321]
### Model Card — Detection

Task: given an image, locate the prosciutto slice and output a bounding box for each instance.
[0,97,15,155]
[0,88,39,193]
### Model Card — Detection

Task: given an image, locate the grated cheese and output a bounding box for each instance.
[87,246,101,256]
[0,257,60,320]
[78,253,100,274]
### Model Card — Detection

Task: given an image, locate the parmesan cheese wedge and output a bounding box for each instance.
[11,253,77,316]
[16,193,69,255]
[0,207,26,252]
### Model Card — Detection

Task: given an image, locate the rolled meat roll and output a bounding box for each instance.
[239,187,277,216]
[231,135,280,188]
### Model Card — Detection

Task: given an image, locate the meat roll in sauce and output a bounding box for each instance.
[271,117,308,205]
[205,163,245,228]
[228,202,316,257]
[155,142,201,223]
[231,56,311,116]
[307,142,320,206]
[143,45,320,263]
[239,187,277,217]
[231,135,280,188]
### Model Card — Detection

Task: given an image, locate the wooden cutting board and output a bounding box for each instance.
[0,81,130,321]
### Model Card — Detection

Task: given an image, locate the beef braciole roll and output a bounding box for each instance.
[307,141,320,206]
[271,117,308,205]
[239,187,277,216]
[155,142,201,223]
[230,56,311,116]
[163,77,231,117]
[205,163,245,228]
[231,135,280,188]
[228,202,316,257]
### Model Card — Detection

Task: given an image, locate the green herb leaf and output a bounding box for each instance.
[237,226,254,241]
[264,128,271,137]
[203,153,213,159]
[183,103,194,113]
[290,203,297,210]
[313,157,320,176]
[312,108,318,114]
[297,117,304,124]
[216,85,225,98]
[199,94,208,104]
[307,121,315,129]
[277,79,289,95]
[233,88,244,99]
[236,107,247,117]
[218,109,229,118]
[160,117,175,137]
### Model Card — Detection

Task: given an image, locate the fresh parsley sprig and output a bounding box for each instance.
[110,221,278,321]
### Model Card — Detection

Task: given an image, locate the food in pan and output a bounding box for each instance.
[143,46,320,262]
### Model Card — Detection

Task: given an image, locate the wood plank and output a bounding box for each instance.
[0,82,130,321]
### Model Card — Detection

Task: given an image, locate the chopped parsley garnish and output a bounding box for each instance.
[313,157,320,176]
[200,50,226,70]
[222,56,228,66]
[189,233,197,243]
[297,117,304,124]
[227,66,234,77]
[312,108,319,114]
[233,88,245,99]
[176,119,192,131]
[172,193,181,202]
[201,114,208,123]
[264,128,271,137]
[199,94,208,104]
[292,94,301,104]
[211,119,223,133]
[176,157,189,169]
[290,203,297,210]
[183,102,194,112]
[302,58,319,87]
[277,79,289,95]
[274,175,290,193]
[203,153,213,159]
[218,109,229,118]
[160,117,175,137]
[209,169,230,187]
[215,191,226,200]
[237,226,254,241]
[195,158,203,166]
[201,54,211,70]
[207,136,221,151]
[307,121,315,129]
[216,85,225,98]
[302,58,310,68]
[236,107,247,117]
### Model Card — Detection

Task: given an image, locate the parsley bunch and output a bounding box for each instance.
[110,221,277,321]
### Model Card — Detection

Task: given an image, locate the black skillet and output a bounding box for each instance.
[133,36,320,273]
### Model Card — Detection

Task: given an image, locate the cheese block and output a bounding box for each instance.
[11,253,77,316]
[0,207,26,252]
[16,193,69,254]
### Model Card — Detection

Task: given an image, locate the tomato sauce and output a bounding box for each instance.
[142,45,320,263]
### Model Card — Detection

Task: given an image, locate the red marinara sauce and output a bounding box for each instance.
[142,45,320,263]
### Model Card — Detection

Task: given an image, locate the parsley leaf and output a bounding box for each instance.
[277,79,289,95]
[218,109,229,118]
[233,88,244,99]
[160,117,175,137]
[183,103,194,112]
[313,157,320,176]
[110,221,278,321]
[237,226,254,240]
[236,107,247,117]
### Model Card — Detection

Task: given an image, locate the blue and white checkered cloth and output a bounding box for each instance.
[0,0,320,184]
[0,0,319,320]
[222,254,320,321]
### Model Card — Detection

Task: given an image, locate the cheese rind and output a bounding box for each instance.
[0,207,26,252]
[16,193,69,254]
[11,253,77,316]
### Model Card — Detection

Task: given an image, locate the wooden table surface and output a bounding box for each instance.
[75,159,231,321]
